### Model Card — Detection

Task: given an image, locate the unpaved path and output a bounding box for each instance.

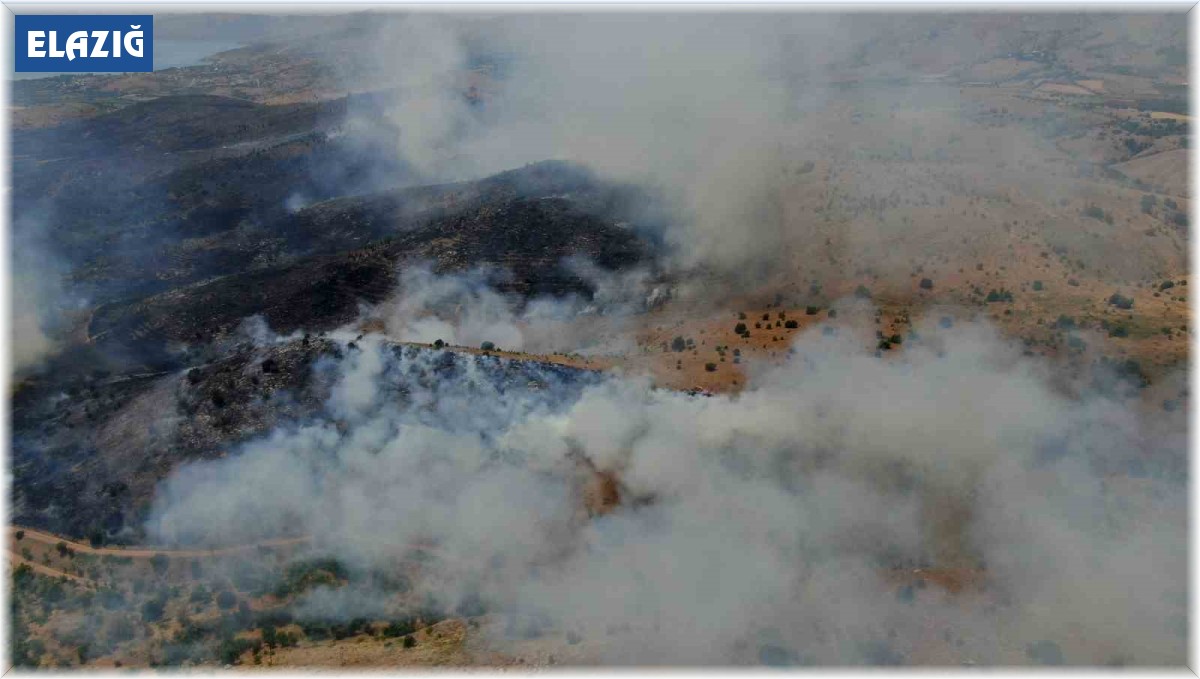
[8,526,311,559]
[7,550,93,585]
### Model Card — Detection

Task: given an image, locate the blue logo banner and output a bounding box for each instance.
[15,15,153,72]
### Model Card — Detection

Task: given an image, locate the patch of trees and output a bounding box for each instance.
[274,557,349,599]
[986,288,1014,303]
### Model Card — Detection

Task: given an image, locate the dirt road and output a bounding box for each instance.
[8,526,311,559]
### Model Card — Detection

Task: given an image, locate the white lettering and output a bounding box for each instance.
[89,30,109,58]
[27,31,46,58]
[64,30,88,61]
[123,25,142,58]
[47,31,65,58]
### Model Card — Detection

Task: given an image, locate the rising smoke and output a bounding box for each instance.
[146,310,1187,665]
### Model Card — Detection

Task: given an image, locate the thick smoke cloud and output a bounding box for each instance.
[145,313,1187,665]
[354,14,831,277]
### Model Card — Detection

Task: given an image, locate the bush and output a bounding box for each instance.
[216,590,237,610]
[150,554,170,576]
[671,336,686,352]
[1109,325,1129,338]
[142,597,166,623]
[705,363,717,372]
[805,306,819,315]
[480,341,495,351]
[1108,292,1134,310]
[384,618,416,638]
[986,288,1014,303]
[1142,194,1157,214]
[403,635,417,649]
[784,320,799,329]
[1083,205,1106,221]
[433,339,445,349]
[919,278,933,290]
[1160,280,1175,291]
[854,285,871,299]
[15,530,23,541]
[1032,280,1043,291]
[734,323,747,335]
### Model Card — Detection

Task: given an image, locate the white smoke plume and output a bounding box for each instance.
[145,313,1186,665]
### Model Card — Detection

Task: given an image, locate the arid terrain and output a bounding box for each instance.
[8,11,1189,669]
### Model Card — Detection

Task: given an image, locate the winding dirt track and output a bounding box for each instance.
[7,550,92,584]
[8,526,311,559]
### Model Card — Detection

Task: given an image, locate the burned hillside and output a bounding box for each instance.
[11,337,604,542]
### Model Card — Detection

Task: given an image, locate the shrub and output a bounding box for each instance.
[1142,194,1157,214]
[56,541,70,557]
[986,288,1014,303]
[216,590,237,610]
[1160,280,1175,291]
[734,323,747,335]
[1109,325,1129,338]
[784,320,799,329]
[805,306,819,315]
[1108,292,1134,309]
[705,363,717,372]
[919,278,933,290]
[854,285,871,299]
[141,597,166,623]
[480,341,495,351]
[15,530,23,541]
[1032,280,1043,291]
[403,634,417,649]
[384,618,416,638]
[433,339,445,349]
[1083,205,1106,221]
[150,554,170,576]
[671,336,686,352]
